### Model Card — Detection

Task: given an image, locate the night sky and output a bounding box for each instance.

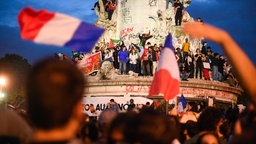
[0,0,255,65]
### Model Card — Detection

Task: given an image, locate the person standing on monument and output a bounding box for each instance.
[195,48,203,79]
[138,31,153,47]
[187,51,195,78]
[118,45,129,75]
[141,42,152,76]
[201,41,207,55]
[107,0,116,20]
[182,38,190,62]
[201,54,211,80]
[211,53,220,81]
[174,0,184,26]
[128,48,139,74]
[151,44,160,75]
[112,47,119,71]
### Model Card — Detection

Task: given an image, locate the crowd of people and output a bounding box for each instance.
[69,0,239,87]
[1,83,255,144]
[1,3,256,142]
[75,0,238,87]
[90,40,162,76]
[77,33,239,88]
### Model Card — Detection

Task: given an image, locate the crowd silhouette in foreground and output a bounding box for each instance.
[0,21,255,144]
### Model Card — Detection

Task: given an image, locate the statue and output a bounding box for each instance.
[91,0,201,79]
[98,61,115,80]
[93,0,118,43]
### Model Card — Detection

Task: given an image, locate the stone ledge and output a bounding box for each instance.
[86,76,243,97]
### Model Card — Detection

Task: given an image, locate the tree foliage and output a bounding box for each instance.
[0,54,31,109]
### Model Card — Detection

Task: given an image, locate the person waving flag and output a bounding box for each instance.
[149,33,180,100]
[18,7,105,53]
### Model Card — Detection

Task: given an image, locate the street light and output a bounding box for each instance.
[0,77,6,109]
[0,78,5,86]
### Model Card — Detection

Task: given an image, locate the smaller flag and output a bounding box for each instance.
[72,51,84,60]
[148,33,180,100]
[18,7,105,53]
[178,94,187,116]
[109,39,120,48]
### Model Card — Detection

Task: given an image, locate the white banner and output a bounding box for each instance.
[82,96,153,116]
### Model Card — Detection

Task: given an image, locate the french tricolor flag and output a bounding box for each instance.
[178,94,187,116]
[149,34,180,100]
[18,7,104,53]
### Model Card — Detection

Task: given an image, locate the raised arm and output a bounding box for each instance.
[183,22,256,104]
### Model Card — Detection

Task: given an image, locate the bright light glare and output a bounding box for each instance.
[0,78,6,86]
[0,92,4,98]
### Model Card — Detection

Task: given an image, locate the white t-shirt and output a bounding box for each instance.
[129,53,138,64]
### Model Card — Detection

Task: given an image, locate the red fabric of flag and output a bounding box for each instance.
[149,34,180,100]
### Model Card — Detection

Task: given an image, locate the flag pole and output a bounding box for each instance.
[165,100,169,115]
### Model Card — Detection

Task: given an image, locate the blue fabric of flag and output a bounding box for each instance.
[163,33,175,51]
[179,94,187,109]
[65,22,105,53]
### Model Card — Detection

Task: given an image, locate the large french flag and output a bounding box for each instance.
[18,7,105,53]
[149,34,180,100]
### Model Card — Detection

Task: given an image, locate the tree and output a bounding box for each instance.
[0,54,31,109]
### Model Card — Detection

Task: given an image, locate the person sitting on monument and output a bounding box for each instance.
[180,62,189,81]
[197,17,204,24]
